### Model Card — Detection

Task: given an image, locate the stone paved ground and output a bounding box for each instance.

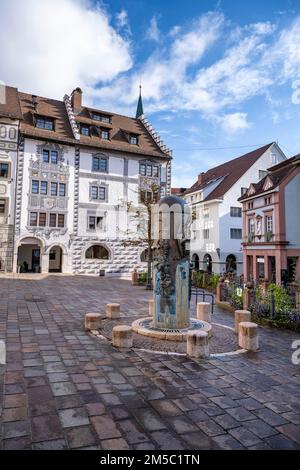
[0,275,300,450]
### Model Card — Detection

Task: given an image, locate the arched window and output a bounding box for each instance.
[203,253,212,274]
[192,253,199,270]
[140,249,149,262]
[85,245,109,260]
[226,254,237,273]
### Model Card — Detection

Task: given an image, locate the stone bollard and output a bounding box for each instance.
[196,302,211,323]
[131,269,138,286]
[216,281,224,302]
[186,330,209,358]
[234,309,251,334]
[243,288,251,310]
[0,340,6,365]
[148,299,154,317]
[85,313,104,331]
[238,321,259,351]
[106,303,120,319]
[112,325,133,348]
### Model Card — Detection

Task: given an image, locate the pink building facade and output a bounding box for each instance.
[239,155,300,285]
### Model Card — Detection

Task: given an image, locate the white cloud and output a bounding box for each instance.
[265,17,300,79]
[219,112,251,133]
[146,16,160,42]
[94,11,224,113]
[116,9,131,36]
[0,0,132,98]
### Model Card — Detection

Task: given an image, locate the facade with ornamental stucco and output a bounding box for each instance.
[0,84,172,275]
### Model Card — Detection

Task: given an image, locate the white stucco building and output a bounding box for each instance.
[2,85,171,275]
[185,143,286,276]
[0,86,22,272]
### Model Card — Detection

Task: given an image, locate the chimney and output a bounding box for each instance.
[71,87,82,114]
[198,172,206,185]
[32,95,38,111]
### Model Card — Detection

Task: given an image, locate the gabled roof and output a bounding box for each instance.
[239,154,300,201]
[0,86,23,120]
[15,88,171,159]
[184,143,274,200]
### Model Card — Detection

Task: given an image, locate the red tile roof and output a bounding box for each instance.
[239,154,300,201]
[0,86,23,120]
[17,91,170,158]
[184,143,274,201]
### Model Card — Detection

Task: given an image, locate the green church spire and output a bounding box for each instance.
[136,84,144,119]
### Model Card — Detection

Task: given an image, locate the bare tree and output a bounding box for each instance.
[119,179,160,290]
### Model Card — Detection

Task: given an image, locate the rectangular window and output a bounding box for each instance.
[92,113,111,123]
[247,201,254,210]
[92,156,108,172]
[153,166,159,177]
[31,180,39,194]
[51,150,58,164]
[88,216,103,230]
[264,196,271,205]
[101,130,109,140]
[230,206,242,217]
[130,135,138,145]
[249,219,255,234]
[241,187,248,196]
[0,163,9,178]
[140,163,146,176]
[146,164,152,176]
[40,181,48,195]
[57,214,65,228]
[59,183,66,197]
[98,187,105,200]
[91,186,98,200]
[265,215,273,233]
[29,212,38,226]
[89,216,96,230]
[36,117,54,131]
[0,199,5,213]
[203,229,209,239]
[81,125,90,136]
[203,208,210,218]
[230,228,242,239]
[51,182,58,196]
[49,213,56,227]
[42,149,50,163]
[39,212,46,227]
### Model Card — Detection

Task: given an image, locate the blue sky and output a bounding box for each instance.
[1,0,300,186]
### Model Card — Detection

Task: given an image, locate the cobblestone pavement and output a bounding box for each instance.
[0,275,300,450]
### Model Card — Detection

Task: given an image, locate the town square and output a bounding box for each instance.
[0,0,300,458]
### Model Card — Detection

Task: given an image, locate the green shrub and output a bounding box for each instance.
[138,271,147,283]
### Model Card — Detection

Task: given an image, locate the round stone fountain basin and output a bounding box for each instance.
[132,317,212,342]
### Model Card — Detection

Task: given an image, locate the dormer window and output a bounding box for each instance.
[36,116,54,131]
[130,134,138,145]
[81,125,90,136]
[92,113,111,124]
[100,129,109,140]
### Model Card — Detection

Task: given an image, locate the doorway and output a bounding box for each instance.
[49,246,62,273]
[17,239,42,273]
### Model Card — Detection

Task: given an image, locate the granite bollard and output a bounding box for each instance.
[238,321,259,351]
[187,330,209,358]
[196,302,211,323]
[85,313,104,330]
[234,309,251,333]
[106,303,120,319]
[112,325,133,348]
